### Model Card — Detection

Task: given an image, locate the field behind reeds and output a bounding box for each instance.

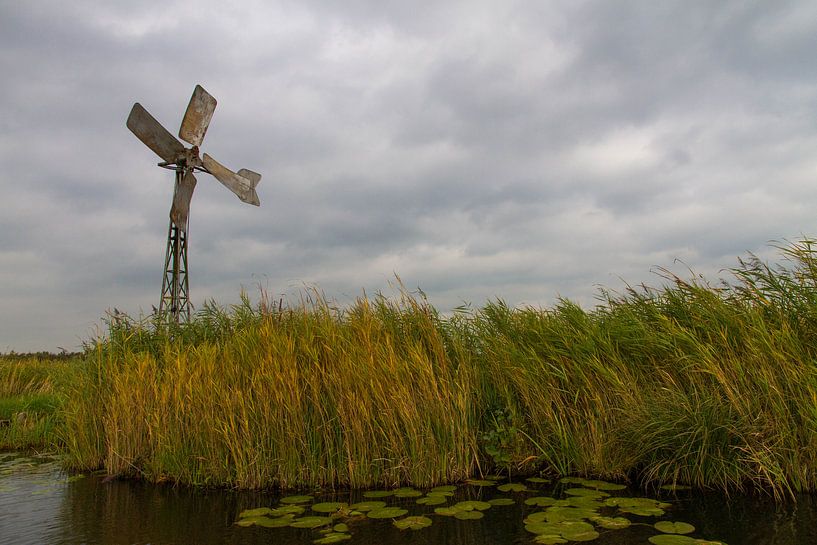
[57,238,817,498]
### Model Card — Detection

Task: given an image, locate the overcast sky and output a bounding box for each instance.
[2,1,816,352]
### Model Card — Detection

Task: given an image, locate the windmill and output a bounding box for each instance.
[126,84,261,323]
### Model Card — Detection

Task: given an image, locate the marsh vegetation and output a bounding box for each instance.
[40,237,817,501]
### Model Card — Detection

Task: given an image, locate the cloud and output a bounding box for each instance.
[2,0,817,351]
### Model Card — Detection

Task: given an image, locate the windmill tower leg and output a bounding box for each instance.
[159,170,191,323]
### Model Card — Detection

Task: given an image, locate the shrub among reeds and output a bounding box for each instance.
[59,238,817,498]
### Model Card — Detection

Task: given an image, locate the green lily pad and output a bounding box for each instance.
[367,507,408,519]
[648,535,698,545]
[582,479,627,491]
[591,516,631,529]
[545,506,598,522]
[270,505,306,517]
[525,496,558,507]
[290,516,334,529]
[563,529,600,541]
[313,533,352,544]
[280,495,314,504]
[332,523,349,532]
[534,535,568,544]
[497,483,528,492]
[238,507,273,518]
[524,512,550,524]
[620,506,665,517]
[394,487,423,498]
[566,497,605,509]
[349,501,386,512]
[431,485,457,492]
[235,515,290,528]
[393,515,433,530]
[417,495,447,505]
[427,489,454,497]
[525,521,565,535]
[488,498,516,506]
[312,502,347,514]
[564,487,608,498]
[454,510,484,520]
[434,507,461,516]
[466,479,497,486]
[527,477,551,484]
[362,490,394,498]
[655,521,696,534]
[453,500,491,511]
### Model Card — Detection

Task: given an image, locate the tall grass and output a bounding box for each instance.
[59,238,817,498]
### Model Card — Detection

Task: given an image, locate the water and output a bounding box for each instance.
[1,451,816,545]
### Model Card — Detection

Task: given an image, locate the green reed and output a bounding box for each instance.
[57,238,817,498]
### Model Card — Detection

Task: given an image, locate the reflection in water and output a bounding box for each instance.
[1,452,816,545]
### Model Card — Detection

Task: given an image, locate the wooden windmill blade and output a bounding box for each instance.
[125,83,264,323]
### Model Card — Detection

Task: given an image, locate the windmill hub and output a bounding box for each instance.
[126,84,263,322]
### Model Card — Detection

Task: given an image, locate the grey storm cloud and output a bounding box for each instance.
[2,0,817,351]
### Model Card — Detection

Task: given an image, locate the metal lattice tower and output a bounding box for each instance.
[126,85,262,323]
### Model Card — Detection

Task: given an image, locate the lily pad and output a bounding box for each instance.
[290,516,334,529]
[270,505,306,517]
[648,535,698,545]
[362,490,394,498]
[497,483,528,492]
[591,516,631,529]
[235,515,290,528]
[453,500,492,511]
[312,502,347,514]
[563,529,600,541]
[238,507,273,518]
[620,506,665,517]
[527,477,551,484]
[454,510,484,520]
[545,506,598,522]
[417,495,447,506]
[525,496,558,507]
[332,523,349,532]
[534,535,568,544]
[524,512,550,524]
[427,489,454,497]
[280,495,314,504]
[582,479,627,491]
[655,521,696,534]
[394,487,423,498]
[431,485,457,492]
[367,507,408,519]
[349,501,386,512]
[313,533,352,544]
[393,515,433,530]
[488,498,517,506]
[564,487,608,498]
[434,507,461,516]
[466,479,497,486]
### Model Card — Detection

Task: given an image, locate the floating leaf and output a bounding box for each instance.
[466,479,496,486]
[564,488,608,498]
[488,498,516,506]
[591,516,631,529]
[332,523,348,532]
[454,510,484,520]
[349,501,386,512]
[394,488,423,498]
[280,495,314,504]
[453,500,491,511]
[290,516,334,529]
[545,506,598,522]
[271,505,306,517]
[525,496,558,507]
[431,485,457,492]
[427,490,454,497]
[235,515,293,528]
[393,515,433,530]
[313,533,352,544]
[534,535,568,544]
[620,506,665,517]
[312,502,347,514]
[497,483,528,492]
[563,529,599,541]
[417,495,447,506]
[362,490,394,498]
[582,479,626,491]
[434,507,460,516]
[527,477,551,484]
[648,535,698,545]
[367,507,408,519]
[239,507,273,518]
[525,522,565,535]
[655,521,696,534]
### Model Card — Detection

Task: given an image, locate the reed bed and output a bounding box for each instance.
[59,238,817,498]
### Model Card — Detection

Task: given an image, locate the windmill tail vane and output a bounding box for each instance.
[126,84,262,323]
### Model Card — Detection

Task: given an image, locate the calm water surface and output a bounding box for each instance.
[1,451,816,545]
